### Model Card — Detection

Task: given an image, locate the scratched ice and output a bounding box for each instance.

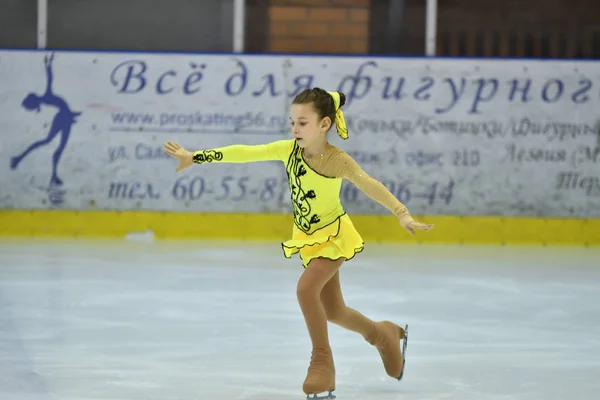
[0,239,599,400]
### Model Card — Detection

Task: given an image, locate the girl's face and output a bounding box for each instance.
[289,103,331,149]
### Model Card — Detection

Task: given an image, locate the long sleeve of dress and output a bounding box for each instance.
[320,150,409,217]
[192,139,293,164]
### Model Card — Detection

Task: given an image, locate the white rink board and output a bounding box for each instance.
[0,50,599,217]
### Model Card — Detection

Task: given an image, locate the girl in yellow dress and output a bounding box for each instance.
[163,88,433,400]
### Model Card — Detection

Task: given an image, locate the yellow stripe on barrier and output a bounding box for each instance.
[0,210,598,246]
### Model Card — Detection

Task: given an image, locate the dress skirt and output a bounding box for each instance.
[281,213,364,268]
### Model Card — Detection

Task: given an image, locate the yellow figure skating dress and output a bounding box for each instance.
[192,139,408,268]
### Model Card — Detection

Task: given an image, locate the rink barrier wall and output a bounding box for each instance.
[1,50,599,246]
[1,210,599,246]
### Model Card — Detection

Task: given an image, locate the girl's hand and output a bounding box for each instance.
[163,141,193,172]
[399,213,434,236]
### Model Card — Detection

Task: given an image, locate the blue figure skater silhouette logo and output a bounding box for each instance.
[10,53,81,205]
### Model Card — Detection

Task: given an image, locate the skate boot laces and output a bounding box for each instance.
[308,348,331,372]
[367,326,389,351]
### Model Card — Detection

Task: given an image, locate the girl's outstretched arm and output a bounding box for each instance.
[163,139,293,173]
[329,151,434,236]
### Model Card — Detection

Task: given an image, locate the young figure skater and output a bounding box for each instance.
[163,88,433,399]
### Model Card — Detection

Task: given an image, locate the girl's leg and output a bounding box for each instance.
[296,257,344,396]
[320,270,377,338]
[297,257,343,348]
[320,269,406,380]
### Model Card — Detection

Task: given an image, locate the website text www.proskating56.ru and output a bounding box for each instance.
[110,111,288,133]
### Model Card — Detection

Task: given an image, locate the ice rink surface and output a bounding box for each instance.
[0,238,599,400]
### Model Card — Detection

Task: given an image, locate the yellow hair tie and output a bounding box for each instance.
[327,91,349,140]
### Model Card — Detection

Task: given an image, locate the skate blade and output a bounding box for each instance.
[306,391,336,400]
[397,324,409,381]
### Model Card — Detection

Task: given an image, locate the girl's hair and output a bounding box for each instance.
[292,87,346,131]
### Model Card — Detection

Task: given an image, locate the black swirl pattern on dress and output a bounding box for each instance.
[193,150,223,164]
[286,143,319,233]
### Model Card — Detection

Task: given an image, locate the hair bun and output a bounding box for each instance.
[338,92,346,107]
